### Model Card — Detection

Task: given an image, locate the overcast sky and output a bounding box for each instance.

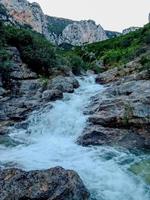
[28,0,150,32]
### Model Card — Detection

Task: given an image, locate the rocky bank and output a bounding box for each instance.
[0,46,79,135]
[0,46,91,199]
[78,58,150,150]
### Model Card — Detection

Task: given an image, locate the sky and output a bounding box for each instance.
[28,0,150,32]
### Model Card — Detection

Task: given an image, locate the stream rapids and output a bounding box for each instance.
[0,76,149,200]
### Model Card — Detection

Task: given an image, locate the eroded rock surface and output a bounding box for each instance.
[0,167,90,200]
[78,61,150,150]
[0,47,79,134]
[59,20,108,46]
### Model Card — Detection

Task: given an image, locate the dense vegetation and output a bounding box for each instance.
[0,4,7,16]
[1,17,150,78]
[74,23,150,69]
[0,21,58,75]
[0,20,89,76]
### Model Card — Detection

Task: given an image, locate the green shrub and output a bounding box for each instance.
[69,55,87,75]
[140,55,150,72]
[74,23,150,70]
[4,25,57,75]
[0,48,11,88]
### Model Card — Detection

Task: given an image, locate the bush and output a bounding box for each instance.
[0,21,6,47]
[69,55,87,75]
[0,48,11,88]
[143,32,150,44]
[4,25,57,75]
[74,23,150,69]
[140,55,150,72]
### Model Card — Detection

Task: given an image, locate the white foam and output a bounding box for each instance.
[0,76,149,200]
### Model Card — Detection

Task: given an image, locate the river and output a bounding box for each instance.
[0,76,149,200]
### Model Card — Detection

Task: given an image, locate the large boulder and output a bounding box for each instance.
[77,125,149,149]
[42,89,63,101]
[0,167,90,200]
[48,75,79,93]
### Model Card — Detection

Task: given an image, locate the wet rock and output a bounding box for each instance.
[0,167,90,200]
[19,79,42,96]
[77,125,148,149]
[42,89,63,102]
[48,75,79,93]
[0,87,6,96]
[80,68,150,149]
[0,46,79,135]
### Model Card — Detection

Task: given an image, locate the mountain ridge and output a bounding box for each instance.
[0,0,109,45]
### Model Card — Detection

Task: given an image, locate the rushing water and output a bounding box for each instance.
[0,76,150,200]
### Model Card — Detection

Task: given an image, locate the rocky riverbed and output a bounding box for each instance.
[0,74,150,200]
[0,47,79,135]
[0,47,150,199]
[78,59,150,150]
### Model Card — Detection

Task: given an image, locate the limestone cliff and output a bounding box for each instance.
[0,0,108,45]
[0,0,48,36]
[58,20,108,45]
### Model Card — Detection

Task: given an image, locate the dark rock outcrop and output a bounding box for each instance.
[0,167,90,200]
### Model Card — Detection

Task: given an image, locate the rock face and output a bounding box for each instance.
[48,75,80,93]
[0,167,90,200]
[0,0,108,45]
[0,0,48,36]
[78,59,150,150]
[122,27,140,35]
[58,20,108,45]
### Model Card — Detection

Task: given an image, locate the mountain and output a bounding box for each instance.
[0,0,108,45]
[58,20,108,46]
[0,0,49,35]
[122,27,140,35]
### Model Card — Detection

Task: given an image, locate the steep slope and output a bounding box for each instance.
[74,23,150,70]
[122,27,140,35]
[0,0,108,45]
[59,20,108,46]
[76,23,150,152]
[0,0,48,35]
